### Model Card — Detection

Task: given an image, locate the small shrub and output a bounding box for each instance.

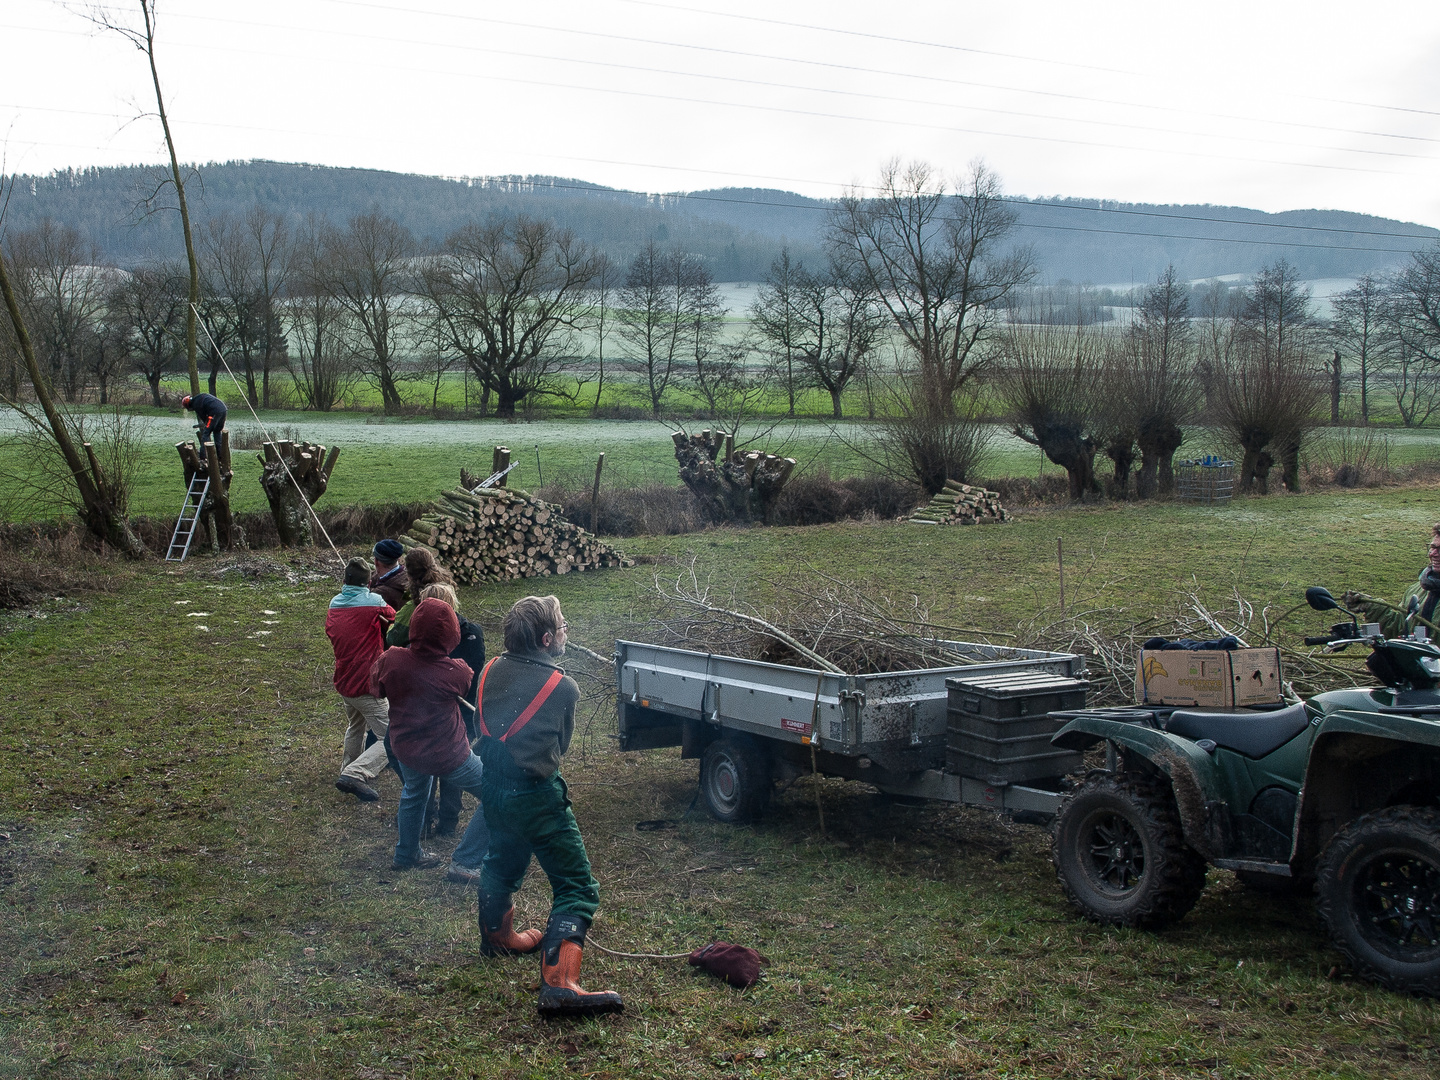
[772,470,921,526]
[985,474,1072,506]
[1302,428,1393,488]
[537,482,708,537]
[227,424,302,450]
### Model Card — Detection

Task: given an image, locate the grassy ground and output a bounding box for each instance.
[4,402,1440,524]
[3,489,1440,1077]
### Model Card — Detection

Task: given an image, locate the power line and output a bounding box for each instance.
[609,0,1141,77]
[57,0,1440,150]
[3,16,1405,179]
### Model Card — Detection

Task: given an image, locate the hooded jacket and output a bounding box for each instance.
[325,589,395,698]
[370,598,474,776]
[369,564,409,611]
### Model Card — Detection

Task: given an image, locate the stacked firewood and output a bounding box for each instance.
[398,485,632,585]
[907,481,1010,525]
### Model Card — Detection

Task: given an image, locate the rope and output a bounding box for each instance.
[189,304,345,570]
[587,937,690,960]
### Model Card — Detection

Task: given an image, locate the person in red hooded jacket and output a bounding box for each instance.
[370,597,491,872]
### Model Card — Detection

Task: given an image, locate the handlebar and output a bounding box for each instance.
[1303,635,1335,646]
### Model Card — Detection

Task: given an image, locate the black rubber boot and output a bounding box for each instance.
[478,889,541,957]
[536,913,623,1018]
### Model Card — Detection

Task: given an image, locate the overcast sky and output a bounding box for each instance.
[4,0,1439,225]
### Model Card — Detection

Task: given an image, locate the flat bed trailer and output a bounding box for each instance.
[614,639,1090,823]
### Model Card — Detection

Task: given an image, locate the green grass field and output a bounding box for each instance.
[5,400,1440,524]
[3,490,1440,1077]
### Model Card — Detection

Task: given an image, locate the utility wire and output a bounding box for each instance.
[38,0,1440,150]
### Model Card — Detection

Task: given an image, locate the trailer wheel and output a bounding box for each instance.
[1053,771,1206,930]
[1316,805,1440,997]
[699,739,772,824]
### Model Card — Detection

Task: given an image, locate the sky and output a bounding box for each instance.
[3,0,1440,226]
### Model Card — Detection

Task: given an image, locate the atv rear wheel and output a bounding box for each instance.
[1053,771,1207,929]
[1316,805,1440,996]
[699,738,772,824]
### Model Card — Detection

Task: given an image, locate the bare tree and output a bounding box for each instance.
[828,159,1033,416]
[1215,260,1323,494]
[1329,274,1391,426]
[87,1,202,394]
[200,213,266,403]
[588,252,619,416]
[1122,265,1202,497]
[749,249,805,416]
[0,208,145,555]
[678,259,729,417]
[86,286,133,405]
[7,221,112,402]
[998,322,1106,500]
[417,216,599,420]
[616,243,690,416]
[1389,243,1440,367]
[318,213,416,415]
[115,263,186,406]
[286,218,351,412]
[1375,343,1440,427]
[245,205,290,408]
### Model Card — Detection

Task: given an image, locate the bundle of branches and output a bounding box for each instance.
[907,480,1009,525]
[399,484,632,585]
[648,556,1016,674]
[1014,587,1371,706]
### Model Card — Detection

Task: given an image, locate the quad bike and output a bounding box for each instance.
[1048,587,1440,996]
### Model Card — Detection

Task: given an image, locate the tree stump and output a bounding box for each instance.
[257,439,340,547]
[175,436,236,553]
[672,429,796,524]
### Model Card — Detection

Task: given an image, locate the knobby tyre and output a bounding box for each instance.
[1315,805,1440,997]
[1053,770,1207,930]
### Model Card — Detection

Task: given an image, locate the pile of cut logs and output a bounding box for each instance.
[398,482,631,585]
[907,481,1010,525]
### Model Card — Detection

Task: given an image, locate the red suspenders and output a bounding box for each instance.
[476,658,565,744]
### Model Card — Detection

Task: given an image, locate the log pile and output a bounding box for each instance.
[907,481,1009,525]
[398,480,632,585]
[256,439,339,547]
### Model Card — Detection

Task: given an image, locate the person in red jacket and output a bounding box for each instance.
[325,558,396,803]
[370,597,492,872]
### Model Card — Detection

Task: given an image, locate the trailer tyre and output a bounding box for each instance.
[1316,805,1440,997]
[1053,771,1206,930]
[700,739,772,824]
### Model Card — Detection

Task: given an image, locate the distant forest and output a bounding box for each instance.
[4,159,1436,283]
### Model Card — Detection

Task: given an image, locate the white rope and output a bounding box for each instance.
[189,304,345,569]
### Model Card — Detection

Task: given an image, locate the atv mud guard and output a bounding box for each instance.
[1053,715,1235,862]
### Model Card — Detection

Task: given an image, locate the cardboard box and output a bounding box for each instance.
[1135,647,1282,708]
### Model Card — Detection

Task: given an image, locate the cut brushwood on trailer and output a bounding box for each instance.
[672,429,796,524]
[400,473,632,585]
[257,438,339,547]
[908,481,1009,525]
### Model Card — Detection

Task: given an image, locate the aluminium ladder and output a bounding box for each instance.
[165,475,211,561]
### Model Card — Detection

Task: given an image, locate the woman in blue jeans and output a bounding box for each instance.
[371,596,488,875]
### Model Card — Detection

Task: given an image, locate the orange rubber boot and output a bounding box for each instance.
[536,915,623,1018]
[478,890,542,957]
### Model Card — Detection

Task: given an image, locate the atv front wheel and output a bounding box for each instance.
[1053,771,1207,929]
[1316,805,1440,996]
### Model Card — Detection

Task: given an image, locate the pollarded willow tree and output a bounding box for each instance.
[998,322,1107,501]
[1214,260,1324,494]
[1121,265,1202,498]
[417,215,601,420]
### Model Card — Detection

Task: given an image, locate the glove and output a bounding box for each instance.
[1339,591,1371,609]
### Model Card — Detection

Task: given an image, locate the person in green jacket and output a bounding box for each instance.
[473,595,622,1018]
[1344,523,1440,638]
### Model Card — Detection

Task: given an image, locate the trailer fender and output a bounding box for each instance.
[1053,717,1232,860]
